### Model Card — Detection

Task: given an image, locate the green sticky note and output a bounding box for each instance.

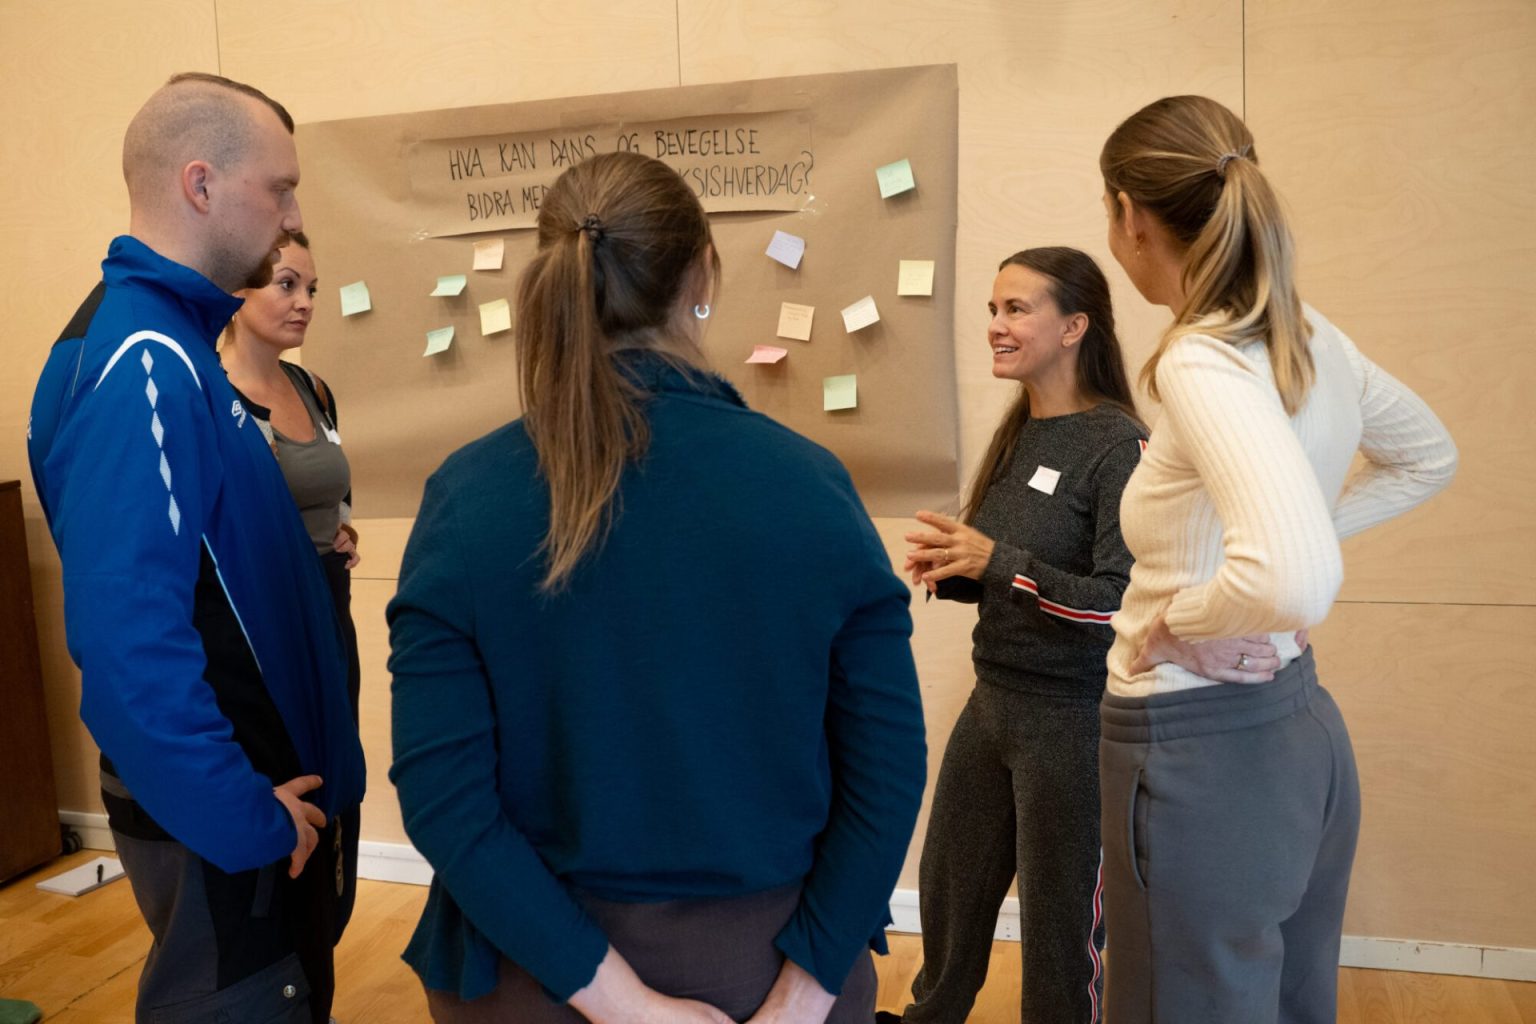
[431,274,467,297]
[423,326,454,356]
[823,374,857,412]
[339,281,371,316]
[876,158,916,199]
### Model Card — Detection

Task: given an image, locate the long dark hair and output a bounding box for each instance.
[517,151,718,591]
[962,246,1139,524]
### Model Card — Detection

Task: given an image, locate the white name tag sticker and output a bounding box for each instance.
[1028,465,1061,495]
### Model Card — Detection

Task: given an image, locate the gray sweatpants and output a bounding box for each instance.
[904,684,1105,1024]
[1098,650,1360,1024]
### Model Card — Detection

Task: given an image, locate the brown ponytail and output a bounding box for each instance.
[1101,95,1314,414]
[517,152,716,591]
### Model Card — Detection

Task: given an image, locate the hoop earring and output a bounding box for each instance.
[693,304,711,320]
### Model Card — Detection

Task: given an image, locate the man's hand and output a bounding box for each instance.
[273,775,327,879]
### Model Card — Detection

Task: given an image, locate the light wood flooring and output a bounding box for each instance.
[3,852,1534,1022]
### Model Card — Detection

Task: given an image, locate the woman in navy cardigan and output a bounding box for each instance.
[388,151,927,1024]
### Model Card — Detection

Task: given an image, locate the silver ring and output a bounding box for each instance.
[1237,654,1250,671]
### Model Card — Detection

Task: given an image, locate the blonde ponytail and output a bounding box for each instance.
[1101,96,1314,414]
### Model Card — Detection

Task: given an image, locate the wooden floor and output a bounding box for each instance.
[4,852,1534,1022]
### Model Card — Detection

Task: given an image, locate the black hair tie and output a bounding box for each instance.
[580,214,605,244]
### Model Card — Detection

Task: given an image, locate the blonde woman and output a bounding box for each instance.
[1096,95,1457,1023]
[388,152,927,1024]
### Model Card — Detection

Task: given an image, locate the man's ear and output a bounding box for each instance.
[182,161,212,212]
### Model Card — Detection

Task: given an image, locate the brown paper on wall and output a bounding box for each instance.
[411,111,815,235]
[295,64,959,518]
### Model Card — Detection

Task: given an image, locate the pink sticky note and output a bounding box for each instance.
[745,345,789,364]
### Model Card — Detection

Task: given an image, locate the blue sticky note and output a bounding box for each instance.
[876,158,916,199]
[431,274,468,297]
[423,326,455,356]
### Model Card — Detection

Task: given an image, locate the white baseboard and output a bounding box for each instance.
[59,818,1536,984]
[59,810,115,853]
[891,887,1536,983]
[358,840,434,886]
[1338,936,1536,983]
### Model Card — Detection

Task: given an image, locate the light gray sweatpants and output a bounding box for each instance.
[1098,650,1360,1024]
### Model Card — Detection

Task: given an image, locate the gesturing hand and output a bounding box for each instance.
[903,510,995,590]
[273,774,327,879]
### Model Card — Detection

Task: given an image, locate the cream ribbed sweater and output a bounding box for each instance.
[1106,306,1457,697]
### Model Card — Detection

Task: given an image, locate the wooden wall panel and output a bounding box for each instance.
[352,579,409,845]
[215,0,682,124]
[1248,0,1536,606]
[1315,604,1536,948]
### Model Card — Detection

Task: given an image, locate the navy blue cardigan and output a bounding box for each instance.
[387,354,926,1002]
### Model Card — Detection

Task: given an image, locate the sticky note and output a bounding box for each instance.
[840,295,880,333]
[823,374,858,412]
[473,238,504,271]
[777,302,814,341]
[431,274,467,297]
[765,230,805,269]
[876,158,916,199]
[479,298,512,336]
[897,260,936,296]
[746,345,788,364]
[423,326,454,357]
[339,281,371,316]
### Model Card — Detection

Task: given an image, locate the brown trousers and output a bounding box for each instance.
[425,883,878,1023]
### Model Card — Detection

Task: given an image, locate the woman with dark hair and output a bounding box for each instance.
[387,151,927,1024]
[1096,95,1456,1023]
[221,232,363,1015]
[891,247,1244,1024]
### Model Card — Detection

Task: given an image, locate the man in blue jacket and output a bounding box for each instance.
[28,72,365,1024]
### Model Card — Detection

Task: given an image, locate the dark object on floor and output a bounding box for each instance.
[0,998,43,1024]
[875,1012,904,1024]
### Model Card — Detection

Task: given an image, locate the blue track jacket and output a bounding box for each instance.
[29,236,365,873]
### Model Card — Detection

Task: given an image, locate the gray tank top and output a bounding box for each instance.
[272,372,351,555]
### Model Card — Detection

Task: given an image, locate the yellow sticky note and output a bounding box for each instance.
[897,260,935,296]
[824,374,857,411]
[479,298,512,336]
[339,281,371,316]
[423,326,454,357]
[473,238,505,271]
[431,275,467,297]
[876,158,916,199]
[777,302,814,341]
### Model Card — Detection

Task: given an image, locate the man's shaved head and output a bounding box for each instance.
[123,73,294,204]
